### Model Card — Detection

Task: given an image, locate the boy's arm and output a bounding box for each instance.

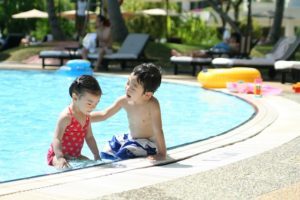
[85,123,101,160]
[91,96,125,122]
[149,99,167,161]
[52,113,71,168]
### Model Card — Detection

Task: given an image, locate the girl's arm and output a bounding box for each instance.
[52,113,71,168]
[85,123,100,160]
[148,99,167,161]
[90,96,125,122]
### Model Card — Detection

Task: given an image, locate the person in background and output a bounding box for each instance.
[81,15,112,71]
[171,32,241,58]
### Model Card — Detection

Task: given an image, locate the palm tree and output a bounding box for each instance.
[266,0,285,44]
[46,0,64,40]
[106,0,128,43]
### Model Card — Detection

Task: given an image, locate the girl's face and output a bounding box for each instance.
[75,92,100,115]
[125,73,145,102]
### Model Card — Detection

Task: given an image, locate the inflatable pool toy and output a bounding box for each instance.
[56,59,93,76]
[197,67,261,88]
[292,82,300,93]
[226,82,282,95]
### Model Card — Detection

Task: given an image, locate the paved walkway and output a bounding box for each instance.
[0,62,300,199]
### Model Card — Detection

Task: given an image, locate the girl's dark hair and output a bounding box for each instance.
[98,15,110,27]
[133,63,162,93]
[69,75,102,97]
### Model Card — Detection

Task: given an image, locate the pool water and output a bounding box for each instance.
[0,70,255,182]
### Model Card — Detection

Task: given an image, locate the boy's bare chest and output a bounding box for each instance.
[126,105,151,123]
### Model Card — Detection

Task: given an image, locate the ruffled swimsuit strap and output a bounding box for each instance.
[68,107,73,115]
[84,114,90,128]
[68,107,75,122]
[68,107,89,127]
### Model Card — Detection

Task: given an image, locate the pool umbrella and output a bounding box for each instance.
[140,8,177,16]
[12,9,48,19]
[60,10,97,20]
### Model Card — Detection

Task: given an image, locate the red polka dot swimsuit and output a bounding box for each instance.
[47,107,90,165]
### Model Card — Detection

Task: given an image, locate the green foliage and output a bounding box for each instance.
[122,0,219,46]
[126,15,167,39]
[295,27,300,36]
[30,20,50,41]
[169,14,219,46]
[122,0,147,11]
[0,0,73,38]
[0,0,46,35]
[59,19,76,39]
[239,17,263,40]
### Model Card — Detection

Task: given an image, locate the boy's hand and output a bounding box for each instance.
[147,154,166,161]
[56,157,70,169]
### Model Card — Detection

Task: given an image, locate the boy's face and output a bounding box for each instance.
[74,92,100,115]
[125,73,151,102]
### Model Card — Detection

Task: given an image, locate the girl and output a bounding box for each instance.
[47,75,102,168]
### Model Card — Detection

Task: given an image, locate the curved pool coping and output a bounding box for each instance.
[0,74,281,198]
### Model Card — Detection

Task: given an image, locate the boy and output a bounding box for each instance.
[91,63,166,161]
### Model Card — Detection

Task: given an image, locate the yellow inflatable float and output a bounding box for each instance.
[197,67,261,88]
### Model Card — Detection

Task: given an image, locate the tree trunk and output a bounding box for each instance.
[106,0,128,43]
[266,0,285,44]
[233,0,243,22]
[46,0,64,40]
[207,0,241,35]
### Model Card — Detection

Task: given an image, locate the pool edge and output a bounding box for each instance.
[0,86,278,198]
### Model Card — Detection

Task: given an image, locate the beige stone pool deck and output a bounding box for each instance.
[0,62,300,199]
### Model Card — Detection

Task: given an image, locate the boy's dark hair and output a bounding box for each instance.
[133,63,162,93]
[69,75,102,97]
[231,32,241,43]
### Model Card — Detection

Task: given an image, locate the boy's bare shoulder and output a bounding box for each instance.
[149,96,160,106]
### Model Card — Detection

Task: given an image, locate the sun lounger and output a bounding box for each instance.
[274,60,300,83]
[39,33,151,70]
[39,50,81,68]
[170,56,212,76]
[0,33,24,51]
[212,37,300,79]
[90,33,150,70]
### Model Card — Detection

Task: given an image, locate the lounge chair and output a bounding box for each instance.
[88,33,150,70]
[0,33,24,51]
[274,60,300,83]
[170,56,212,76]
[212,37,300,79]
[170,49,244,76]
[170,33,247,76]
[39,50,81,68]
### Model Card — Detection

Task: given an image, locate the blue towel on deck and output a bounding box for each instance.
[101,133,157,160]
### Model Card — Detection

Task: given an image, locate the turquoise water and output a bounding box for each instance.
[0,70,255,182]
